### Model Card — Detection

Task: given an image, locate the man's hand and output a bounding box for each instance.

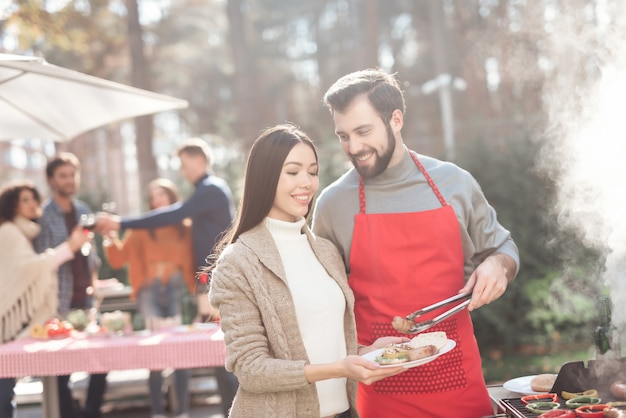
[459,253,516,311]
[95,212,121,235]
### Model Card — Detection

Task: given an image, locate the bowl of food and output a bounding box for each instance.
[101,310,131,335]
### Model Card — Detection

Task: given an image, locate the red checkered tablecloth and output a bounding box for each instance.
[0,327,227,378]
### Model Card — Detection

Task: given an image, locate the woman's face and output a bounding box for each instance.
[149,186,172,209]
[268,142,319,222]
[16,189,41,220]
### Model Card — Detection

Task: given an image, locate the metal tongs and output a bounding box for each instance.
[404,291,472,334]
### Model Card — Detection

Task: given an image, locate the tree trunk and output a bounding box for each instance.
[429,0,455,160]
[126,0,157,200]
[227,0,261,146]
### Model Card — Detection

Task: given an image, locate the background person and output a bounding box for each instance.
[103,178,195,418]
[208,124,406,418]
[0,180,87,418]
[34,152,108,418]
[95,138,238,416]
[312,68,520,418]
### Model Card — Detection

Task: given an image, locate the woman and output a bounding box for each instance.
[0,180,87,418]
[208,124,406,418]
[104,178,195,418]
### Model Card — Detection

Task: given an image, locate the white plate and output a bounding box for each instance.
[362,339,456,369]
[502,375,542,395]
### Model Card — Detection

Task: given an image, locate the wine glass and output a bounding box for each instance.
[78,213,96,256]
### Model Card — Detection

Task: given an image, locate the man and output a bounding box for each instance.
[312,69,519,418]
[34,152,107,418]
[96,138,238,417]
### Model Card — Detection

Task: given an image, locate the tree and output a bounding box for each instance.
[227,0,263,145]
[126,0,158,195]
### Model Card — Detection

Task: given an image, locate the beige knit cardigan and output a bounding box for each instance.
[0,219,59,343]
[209,222,359,418]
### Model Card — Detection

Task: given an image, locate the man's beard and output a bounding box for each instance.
[55,184,76,198]
[351,123,396,179]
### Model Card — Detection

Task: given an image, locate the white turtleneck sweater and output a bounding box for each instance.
[265,217,349,417]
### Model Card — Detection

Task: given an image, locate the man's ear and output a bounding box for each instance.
[390,109,403,132]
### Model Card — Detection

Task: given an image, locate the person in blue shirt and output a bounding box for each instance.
[34,153,107,418]
[96,138,238,417]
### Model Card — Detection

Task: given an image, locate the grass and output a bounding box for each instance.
[482,347,592,384]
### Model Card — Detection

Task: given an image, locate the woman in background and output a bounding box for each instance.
[208,124,406,418]
[0,180,87,418]
[104,178,195,418]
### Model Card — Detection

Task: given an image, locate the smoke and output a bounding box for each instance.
[537,6,626,331]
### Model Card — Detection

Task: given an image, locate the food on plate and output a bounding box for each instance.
[101,310,131,333]
[46,319,73,338]
[611,381,626,400]
[392,316,415,333]
[65,309,90,331]
[376,345,410,364]
[376,344,437,364]
[29,324,47,338]
[407,331,448,350]
[530,373,557,392]
[374,331,447,365]
[560,389,599,400]
[30,318,74,338]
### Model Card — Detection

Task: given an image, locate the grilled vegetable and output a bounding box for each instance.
[561,389,599,400]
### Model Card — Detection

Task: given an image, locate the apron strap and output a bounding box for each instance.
[409,151,448,207]
[358,151,449,214]
[359,176,366,214]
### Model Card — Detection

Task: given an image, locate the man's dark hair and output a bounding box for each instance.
[323,68,406,124]
[45,152,80,179]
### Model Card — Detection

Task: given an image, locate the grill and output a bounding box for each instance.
[500,397,566,418]
[498,357,626,418]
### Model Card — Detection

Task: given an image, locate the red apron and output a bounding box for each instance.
[350,152,492,418]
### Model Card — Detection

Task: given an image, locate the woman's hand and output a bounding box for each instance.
[67,225,90,253]
[340,355,406,385]
[357,336,410,355]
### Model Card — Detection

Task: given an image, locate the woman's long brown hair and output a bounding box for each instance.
[205,123,317,272]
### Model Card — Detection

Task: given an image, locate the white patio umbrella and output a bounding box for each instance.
[0,53,188,141]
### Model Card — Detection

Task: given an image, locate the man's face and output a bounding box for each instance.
[48,163,79,198]
[332,95,401,179]
[178,152,203,184]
